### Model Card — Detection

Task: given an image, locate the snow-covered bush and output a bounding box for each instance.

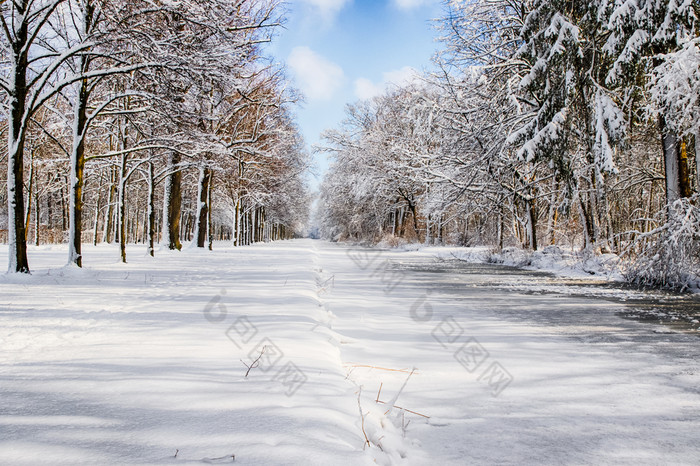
[624,195,700,291]
[377,234,409,249]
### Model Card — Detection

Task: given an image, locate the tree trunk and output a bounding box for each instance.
[249,210,253,244]
[598,170,615,253]
[587,169,600,250]
[208,172,214,251]
[695,131,700,192]
[104,165,117,243]
[678,139,692,198]
[525,197,537,251]
[34,165,41,246]
[660,114,681,205]
[61,178,67,232]
[259,206,264,243]
[162,151,183,250]
[68,76,90,267]
[578,194,593,251]
[234,198,240,246]
[546,178,557,245]
[118,154,128,263]
[497,208,504,251]
[251,207,257,243]
[408,202,419,240]
[93,170,104,246]
[147,161,156,257]
[194,166,212,248]
[425,214,432,245]
[6,20,31,272]
[24,154,35,243]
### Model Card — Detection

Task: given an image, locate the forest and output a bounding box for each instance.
[0,0,310,273]
[319,0,700,290]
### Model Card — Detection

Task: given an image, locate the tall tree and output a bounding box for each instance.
[603,0,698,204]
[1,0,80,272]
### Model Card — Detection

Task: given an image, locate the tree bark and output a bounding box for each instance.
[208,171,214,251]
[6,15,31,273]
[678,139,692,198]
[24,154,34,243]
[68,76,90,267]
[34,172,41,247]
[408,202,419,240]
[660,114,681,205]
[67,0,96,265]
[251,207,257,243]
[118,153,128,263]
[578,194,594,251]
[162,151,183,250]
[234,198,240,246]
[525,197,537,251]
[60,180,67,232]
[259,206,264,243]
[147,161,156,257]
[194,166,212,248]
[587,169,601,251]
[104,165,118,243]
[497,208,504,251]
[695,131,700,192]
[93,170,104,246]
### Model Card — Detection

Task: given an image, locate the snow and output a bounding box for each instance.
[512,109,568,162]
[424,244,623,281]
[605,29,648,85]
[544,13,582,59]
[593,90,624,174]
[2,239,700,464]
[649,37,700,137]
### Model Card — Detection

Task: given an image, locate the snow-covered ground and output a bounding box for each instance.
[1,239,700,465]
[405,244,623,282]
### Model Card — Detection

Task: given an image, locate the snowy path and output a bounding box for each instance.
[1,240,699,465]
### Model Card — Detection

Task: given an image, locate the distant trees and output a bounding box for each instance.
[1,0,310,273]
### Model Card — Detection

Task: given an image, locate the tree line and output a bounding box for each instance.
[1,0,310,273]
[319,0,699,289]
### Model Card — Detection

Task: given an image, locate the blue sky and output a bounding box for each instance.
[266,0,444,190]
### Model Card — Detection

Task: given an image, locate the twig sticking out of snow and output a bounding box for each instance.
[357,388,371,450]
[345,364,417,374]
[317,274,335,293]
[375,377,429,418]
[401,412,411,438]
[241,346,266,377]
[375,399,430,419]
[384,368,415,417]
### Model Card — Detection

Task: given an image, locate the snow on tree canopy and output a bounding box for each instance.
[603,0,698,84]
[509,109,569,163]
[649,37,700,137]
[593,91,624,174]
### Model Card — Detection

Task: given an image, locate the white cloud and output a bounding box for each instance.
[383,67,421,87]
[297,0,351,22]
[288,46,345,101]
[353,66,421,100]
[354,78,383,100]
[392,0,432,10]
